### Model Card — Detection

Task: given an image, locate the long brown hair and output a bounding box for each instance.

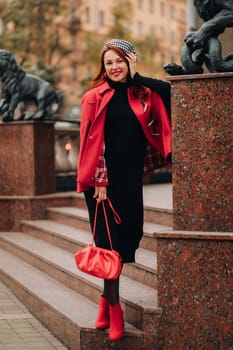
[90,46,148,100]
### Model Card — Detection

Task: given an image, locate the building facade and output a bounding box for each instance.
[78,0,186,65]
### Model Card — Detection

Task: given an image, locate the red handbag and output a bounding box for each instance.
[74,198,122,280]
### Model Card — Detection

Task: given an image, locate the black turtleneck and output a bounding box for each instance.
[104,77,146,184]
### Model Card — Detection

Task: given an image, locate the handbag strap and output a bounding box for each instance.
[92,198,121,250]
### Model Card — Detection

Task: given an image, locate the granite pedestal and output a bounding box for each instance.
[0,121,57,230]
[157,73,233,350]
[157,231,233,350]
[171,72,233,232]
[0,121,55,196]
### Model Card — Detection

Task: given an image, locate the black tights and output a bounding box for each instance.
[103,278,120,306]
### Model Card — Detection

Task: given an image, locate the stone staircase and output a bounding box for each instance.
[0,193,172,350]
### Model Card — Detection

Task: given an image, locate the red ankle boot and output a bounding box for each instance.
[109,304,124,341]
[95,296,109,329]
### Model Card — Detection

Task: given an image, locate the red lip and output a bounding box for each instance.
[112,71,121,77]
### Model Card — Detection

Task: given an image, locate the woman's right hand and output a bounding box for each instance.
[126,52,137,79]
[93,186,107,203]
[127,52,137,79]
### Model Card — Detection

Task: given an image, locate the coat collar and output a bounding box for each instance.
[96,80,112,96]
[93,81,114,120]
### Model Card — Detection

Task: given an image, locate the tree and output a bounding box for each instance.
[0,0,70,81]
[134,35,160,74]
[107,0,133,40]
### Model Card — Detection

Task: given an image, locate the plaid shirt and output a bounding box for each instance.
[94,141,169,185]
[143,142,168,175]
[93,143,108,185]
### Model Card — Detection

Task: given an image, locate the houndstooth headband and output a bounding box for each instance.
[103,39,137,55]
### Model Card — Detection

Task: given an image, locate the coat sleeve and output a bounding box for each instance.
[77,89,108,192]
[78,95,91,168]
[133,72,171,118]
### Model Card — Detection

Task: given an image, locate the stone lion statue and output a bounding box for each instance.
[164,0,233,75]
[0,50,60,122]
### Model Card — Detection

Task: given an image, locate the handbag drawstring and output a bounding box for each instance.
[92,198,121,250]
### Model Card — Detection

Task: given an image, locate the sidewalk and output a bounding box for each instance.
[0,281,68,349]
[0,183,172,349]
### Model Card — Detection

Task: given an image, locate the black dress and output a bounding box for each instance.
[84,75,170,263]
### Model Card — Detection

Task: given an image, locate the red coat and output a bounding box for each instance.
[77,81,171,192]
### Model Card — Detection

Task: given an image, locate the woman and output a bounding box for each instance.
[77,39,171,341]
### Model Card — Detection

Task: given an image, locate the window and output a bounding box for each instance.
[180,9,186,22]
[55,63,62,82]
[72,62,77,81]
[137,0,143,10]
[170,30,175,45]
[160,26,165,40]
[86,66,92,80]
[170,54,175,62]
[149,0,154,13]
[84,7,90,23]
[137,21,143,36]
[98,10,104,26]
[149,25,155,36]
[0,19,3,34]
[170,4,175,19]
[160,1,165,16]
[161,53,165,65]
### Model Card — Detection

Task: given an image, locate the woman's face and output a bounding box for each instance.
[103,49,129,82]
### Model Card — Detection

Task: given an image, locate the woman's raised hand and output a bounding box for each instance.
[126,52,137,79]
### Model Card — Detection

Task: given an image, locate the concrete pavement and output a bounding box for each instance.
[0,280,68,349]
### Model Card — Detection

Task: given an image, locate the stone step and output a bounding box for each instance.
[0,248,152,350]
[70,193,87,209]
[71,192,173,226]
[20,219,157,288]
[143,205,172,226]
[0,232,161,331]
[47,207,90,231]
[46,206,171,252]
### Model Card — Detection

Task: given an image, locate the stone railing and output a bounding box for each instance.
[54,122,80,190]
